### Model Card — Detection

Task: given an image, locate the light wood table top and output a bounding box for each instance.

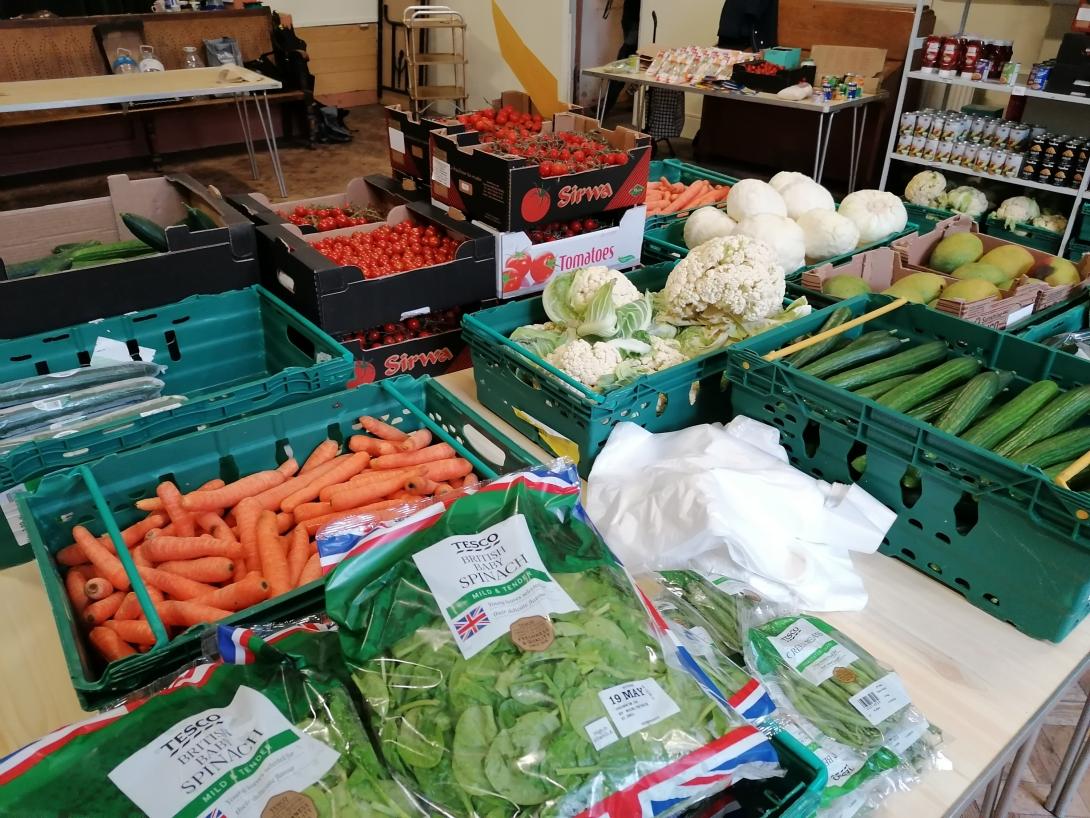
[0,66,280,113]
[1,366,1088,818]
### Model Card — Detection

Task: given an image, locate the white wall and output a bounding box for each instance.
[271,0,377,27]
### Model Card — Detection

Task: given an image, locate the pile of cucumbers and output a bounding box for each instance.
[2,207,217,280]
[785,306,1090,484]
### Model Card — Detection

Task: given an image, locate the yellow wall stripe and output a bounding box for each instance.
[491,0,566,116]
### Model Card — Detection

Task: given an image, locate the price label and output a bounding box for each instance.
[598,679,679,738]
[388,126,406,154]
[849,673,911,726]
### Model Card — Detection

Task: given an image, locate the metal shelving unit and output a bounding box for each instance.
[879,0,1090,256]
[403,5,468,115]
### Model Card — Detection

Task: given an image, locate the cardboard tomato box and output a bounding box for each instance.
[891,215,1090,313]
[343,330,470,384]
[228,175,422,234]
[429,113,652,232]
[496,205,645,298]
[254,201,495,337]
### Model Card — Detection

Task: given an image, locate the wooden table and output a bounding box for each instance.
[0,67,288,195]
[583,65,887,192]
[2,367,1089,818]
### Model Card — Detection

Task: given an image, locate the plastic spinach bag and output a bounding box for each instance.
[322,462,783,818]
[0,621,413,818]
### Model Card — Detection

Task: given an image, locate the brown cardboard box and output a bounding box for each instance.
[810,45,888,94]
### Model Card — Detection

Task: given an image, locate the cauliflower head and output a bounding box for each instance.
[996,196,1041,228]
[642,336,688,371]
[662,234,786,325]
[545,338,622,390]
[1031,213,1069,233]
[568,266,641,311]
[904,171,946,206]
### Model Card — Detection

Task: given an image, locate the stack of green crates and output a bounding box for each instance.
[984,214,1064,254]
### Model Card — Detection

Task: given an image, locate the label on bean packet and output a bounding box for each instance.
[768,619,860,685]
[848,673,911,726]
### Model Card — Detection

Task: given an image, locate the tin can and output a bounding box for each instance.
[962,143,980,168]
[923,137,940,161]
[1031,125,1048,140]
[896,131,914,154]
[988,149,1008,176]
[996,121,1012,148]
[942,116,960,141]
[983,117,999,146]
[1008,123,1031,152]
[911,134,928,157]
[1044,136,1063,160]
[968,116,986,143]
[1019,157,1038,181]
[1058,155,1075,173]
[1038,160,1055,184]
[1053,166,1070,187]
[937,139,954,163]
[974,58,992,83]
[1063,138,1081,162]
[847,80,858,100]
[915,110,933,137]
[1074,168,1085,188]
[974,146,993,172]
[951,141,967,166]
[1029,63,1053,91]
[1004,152,1023,178]
[822,79,833,101]
[929,114,946,138]
[900,110,918,134]
[1076,140,1089,167]
[1028,134,1047,157]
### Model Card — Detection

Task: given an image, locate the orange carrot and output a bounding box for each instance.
[390,490,418,502]
[84,591,126,626]
[105,619,156,647]
[664,180,706,214]
[371,443,456,470]
[84,577,114,601]
[250,455,348,511]
[433,482,455,496]
[297,553,322,586]
[319,465,422,500]
[90,626,137,660]
[420,458,474,483]
[300,439,340,474]
[360,415,408,441]
[277,458,300,478]
[300,503,405,536]
[348,435,400,456]
[287,526,310,586]
[114,592,141,621]
[461,473,480,489]
[136,565,215,601]
[181,471,285,512]
[294,501,332,523]
[257,510,291,596]
[281,452,371,512]
[65,567,89,614]
[73,525,131,591]
[158,556,235,584]
[276,512,294,534]
[157,481,195,537]
[398,429,433,452]
[193,573,270,611]
[404,476,440,496]
[143,535,241,563]
[329,471,415,511]
[156,600,232,628]
[235,497,261,575]
[132,545,151,568]
[57,514,167,565]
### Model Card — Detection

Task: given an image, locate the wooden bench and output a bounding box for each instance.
[0,8,309,176]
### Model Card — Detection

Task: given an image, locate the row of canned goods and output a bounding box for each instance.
[895,132,1024,178]
[899,109,1041,152]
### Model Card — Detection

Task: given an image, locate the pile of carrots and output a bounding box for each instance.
[646,178,730,216]
[59,416,478,665]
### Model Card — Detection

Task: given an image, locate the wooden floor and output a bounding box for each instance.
[959,671,1090,818]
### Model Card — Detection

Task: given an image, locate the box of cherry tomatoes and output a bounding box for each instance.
[340,306,474,384]
[255,200,495,337]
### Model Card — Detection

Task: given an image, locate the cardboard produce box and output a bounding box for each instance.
[255,201,495,337]
[810,45,887,94]
[496,206,645,298]
[343,329,470,385]
[430,113,651,232]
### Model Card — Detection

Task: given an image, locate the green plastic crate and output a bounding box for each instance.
[645,220,918,281]
[646,158,738,227]
[1069,238,1090,263]
[904,202,955,232]
[18,375,539,709]
[726,295,1090,642]
[1013,293,1089,343]
[984,214,1064,254]
[0,286,354,569]
[709,731,825,818]
[1078,201,1090,243]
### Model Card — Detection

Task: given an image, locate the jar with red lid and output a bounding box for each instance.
[988,40,1013,80]
[938,36,964,78]
[920,34,943,73]
[961,36,985,80]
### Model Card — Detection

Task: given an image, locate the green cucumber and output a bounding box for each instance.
[3,254,72,279]
[67,240,155,265]
[994,385,1090,458]
[934,371,1012,435]
[121,213,169,253]
[786,307,853,368]
[52,240,102,255]
[908,388,962,421]
[185,204,219,231]
[878,357,981,413]
[826,340,949,391]
[1011,426,1090,468]
[853,374,916,400]
[961,381,1062,450]
[800,331,904,379]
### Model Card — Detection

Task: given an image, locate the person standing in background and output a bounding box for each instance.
[717,0,777,51]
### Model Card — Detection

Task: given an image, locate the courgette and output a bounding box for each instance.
[826,340,949,391]
[68,240,155,266]
[934,372,1012,435]
[800,331,904,379]
[960,381,1061,450]
[879,357,981,413]
[121,213,169,253]
[995,385,1090,458]
[853,374,916,400]
[3,254,72,279]
[786,307,853,368]
[907,388,962,422]
[1010,426,1090,468]
[52,240,102,255]
[184,204,219,231]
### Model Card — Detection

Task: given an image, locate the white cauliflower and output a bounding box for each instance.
[996,196,1041,228]
[568,266,641,311]
[545,338,622,390]
[1031,213,1069,233]
[642,336,688,371]
[662,234,786,325]
[904,171,946,206]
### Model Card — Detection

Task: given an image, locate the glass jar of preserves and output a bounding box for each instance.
[920,34,944,73]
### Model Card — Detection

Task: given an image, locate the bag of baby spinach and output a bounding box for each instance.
[0,621,411,818]
[322,462,783,818]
